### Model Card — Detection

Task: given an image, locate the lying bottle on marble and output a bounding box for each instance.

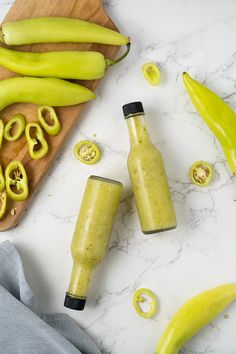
[64,175,123,311]
[123,101,177,234]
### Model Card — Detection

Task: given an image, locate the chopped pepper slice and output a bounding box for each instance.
[38,106,61,136]
[190,161,213,187]
[5,160,28,201]
[0,191,7,220]
[0,119,4,149]
[25,122,48,160]
[74,140,101,165]
[4,113,26,141]
[0,165,5,193]
[142,62,160,86]
[133,288,158,319]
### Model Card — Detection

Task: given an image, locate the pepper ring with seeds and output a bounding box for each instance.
[189,160,213,187]
[74,140,101,165]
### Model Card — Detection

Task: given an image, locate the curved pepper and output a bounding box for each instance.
[25,122,48,160]
[74,140,101,165]
[190,161,213,187]
[0,165,5,193]
[183,72,236,175]
[4,113,26,141]
[0,17,130,46]
[5,160,28,201]
[0,191,7,220]
[0,77,95,112]
[38,106,61,136]
[155,284,236,354]
[133,288,158,319]
[0,44,130,80]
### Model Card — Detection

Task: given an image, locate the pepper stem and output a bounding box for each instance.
[106,43,131,68]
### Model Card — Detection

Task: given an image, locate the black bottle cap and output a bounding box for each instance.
[64,294,86,311]
[122,101,144,118]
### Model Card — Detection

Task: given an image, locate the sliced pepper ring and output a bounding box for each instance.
[0,190,7,220]
[190,161,213,187]
[38,105,61,136]
[133,288,158,319]
[25,122,48,160]
[142,62,160,86]
[4,113,26,141]
[0,165,5,193]
[5,160,29,201]
[74,140,101,165]
[0,119,4,149]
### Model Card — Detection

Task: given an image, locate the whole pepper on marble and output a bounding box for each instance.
[155,284,236,354]
[183,72,236,175]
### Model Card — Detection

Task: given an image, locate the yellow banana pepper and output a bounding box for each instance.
[183,72,236,175]
[0,17,130,46]
[0,44,130,80]
[155,284,236,354]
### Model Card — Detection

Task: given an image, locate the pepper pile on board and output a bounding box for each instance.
[0,16,130,219]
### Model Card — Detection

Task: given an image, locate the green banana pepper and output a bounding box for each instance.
[0,77,95,112]
[155,284,236,354]
[0,119,4,149]
[38,106,61,136]
[4,113,26,141]
[0,17,130,46]
[0,165,5,192]
[5,160,28,201]
[25,122,48,160]
[183,72,236,175]
[0,45,130,80]
[0,191,7,220]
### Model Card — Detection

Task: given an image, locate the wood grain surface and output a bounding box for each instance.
[0,0,120,231]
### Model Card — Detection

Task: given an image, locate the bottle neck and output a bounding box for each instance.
[126,114,151,146]
[67,262,93,299]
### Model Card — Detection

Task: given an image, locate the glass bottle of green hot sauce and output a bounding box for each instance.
[123,101,177,234]
[64,175,123,311]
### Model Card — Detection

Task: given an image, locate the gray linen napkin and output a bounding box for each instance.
[0,241,101,354]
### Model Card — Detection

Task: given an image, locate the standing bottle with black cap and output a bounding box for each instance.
[123,101,177,234]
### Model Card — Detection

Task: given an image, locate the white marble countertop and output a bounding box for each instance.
[1,0,236,353]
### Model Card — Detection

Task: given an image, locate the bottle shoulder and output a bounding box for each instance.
[128,142,161,156]
[128,143,163,165]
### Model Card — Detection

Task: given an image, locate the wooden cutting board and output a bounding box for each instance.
[0,0,121,231]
